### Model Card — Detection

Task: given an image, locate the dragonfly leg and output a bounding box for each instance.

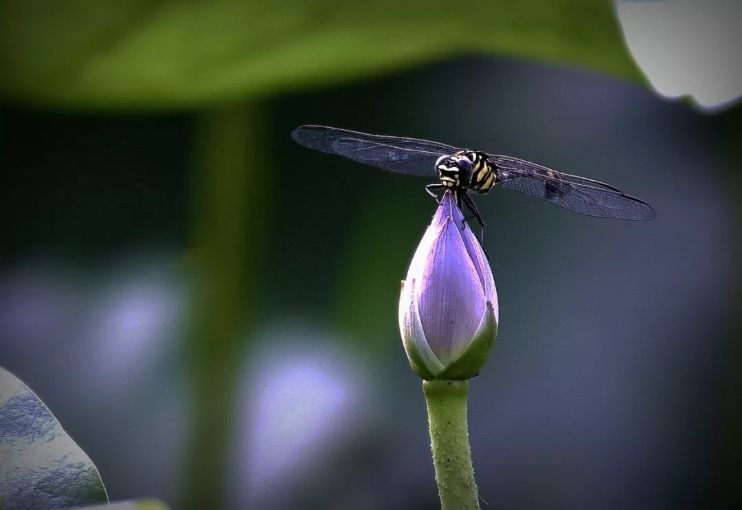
[461,192,487,245]
[425,183,445,204]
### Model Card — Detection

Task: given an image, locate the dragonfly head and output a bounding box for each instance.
[436,154,474,188]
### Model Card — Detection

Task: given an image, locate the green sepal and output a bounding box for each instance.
[436,301,497,380]
[405,338,438,380]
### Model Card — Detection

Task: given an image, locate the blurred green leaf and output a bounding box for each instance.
[72,499,169,510]
[0,0,640,110]
[0,367,109,509]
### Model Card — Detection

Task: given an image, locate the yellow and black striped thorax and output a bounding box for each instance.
[435,151,497,193]
[455,150,497,193]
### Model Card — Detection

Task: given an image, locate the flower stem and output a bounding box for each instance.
[423,380,481,510]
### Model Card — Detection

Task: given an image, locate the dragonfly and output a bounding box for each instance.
[291,125,656,237]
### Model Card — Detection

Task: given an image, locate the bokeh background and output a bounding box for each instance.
[1,1,740,509]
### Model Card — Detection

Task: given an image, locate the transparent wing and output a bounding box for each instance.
[291,125,458,177]
[491,154,656,220]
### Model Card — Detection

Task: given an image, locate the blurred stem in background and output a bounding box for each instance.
[181,103,266,508]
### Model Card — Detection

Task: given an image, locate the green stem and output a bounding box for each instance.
[181,102,266,508]
[423,380,481,510]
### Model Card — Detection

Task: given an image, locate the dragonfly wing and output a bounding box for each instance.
[292,125,458,177]
[492,155,656,220]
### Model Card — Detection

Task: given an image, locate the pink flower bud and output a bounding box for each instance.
[399,192,499,380]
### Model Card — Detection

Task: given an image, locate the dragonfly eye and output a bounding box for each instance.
[436,155,460,171]
[455,157,473,173]
[435,155,450,168]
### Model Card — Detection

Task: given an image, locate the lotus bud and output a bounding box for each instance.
[399,192,499,380]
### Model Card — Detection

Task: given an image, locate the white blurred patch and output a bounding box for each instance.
[0,254,184,396]
[83,259,184,394]
[232,327,372,508]
[616,0,742,111]
[0,253,187,503]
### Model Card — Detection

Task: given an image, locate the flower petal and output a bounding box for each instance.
[417,216,485,366]
[399,278,445,378]
[438,192,499,323]
[437,301,497,380]
[457,218,499,324]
